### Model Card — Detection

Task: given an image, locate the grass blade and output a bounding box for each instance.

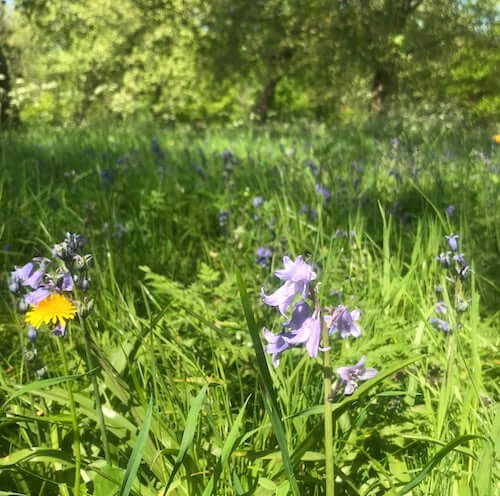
[236,268,300,496]
[162,384,208,494]
[118,398,154,496]
[398,434,489,495]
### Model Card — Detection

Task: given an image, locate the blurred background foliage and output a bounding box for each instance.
[0,0,498,126]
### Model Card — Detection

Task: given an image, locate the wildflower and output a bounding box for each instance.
[262,256,317,315]
[446,234,459,252]
[218,210,230,228]
[429,317,451,333]
[436,252,451,268]
[494,134,500,144]
[256,246,272,267]
[25,293,77,330]
[445,205,455,217]
[23,268,46,290]
[326,305,361,339]
[9,262,34,293]
[335,228,347,239]
[27,326,38,342]
[336,356,378,395]
[36,366,48,378]
[315,184,331,203]
[435,302,447,315]
[263,328,294,367]
[252,196,264,209]
[452,252,467,267]
[283,301,321,358]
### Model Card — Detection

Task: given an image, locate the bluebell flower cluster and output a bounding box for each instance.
[261,256,377,396]
[431,234,472,333]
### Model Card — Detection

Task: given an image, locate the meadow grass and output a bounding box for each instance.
[0,121,498,495]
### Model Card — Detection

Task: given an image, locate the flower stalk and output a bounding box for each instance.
[322,314,335,496]
[57,335,81,495]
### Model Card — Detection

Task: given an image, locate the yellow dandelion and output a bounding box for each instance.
[25,293,77,329]
[495,134,500,144]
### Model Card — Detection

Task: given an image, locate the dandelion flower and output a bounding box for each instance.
[494,134,500,144]
[25,293,77,329]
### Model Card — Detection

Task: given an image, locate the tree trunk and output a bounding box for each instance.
[371,65,398,114]
[0,44,12,124]
[251,75,281,122]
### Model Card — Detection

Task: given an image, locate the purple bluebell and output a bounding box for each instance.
[429,317,451,333]
[263,328,295,367]
[261,256,317,315]
[60,272,73,291]
[316,184,331,203]
[300,204,309,215]
[436,252,451,268]
[446,234,459,252]
[435,302,447,315]
[457,265,471,281]
[194,164,206,178]
[9,262,34,293]
[101,168,114,185]
[218,210,230,228]
[445,205,455,217]
[27,326,38,342]
[151,137,165,160]
[256,246,272,267]
[452,253,467,267]
[252,196,264,209]
[335,228,347,239]
[325,305,361,339]
[25,287,52,305]
[336,356,378,395]
[23,268,46,290]
[52,323,66,337]
[283,302,321,358]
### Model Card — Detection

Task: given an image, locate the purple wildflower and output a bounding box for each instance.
[336,356,378,395]
[256,246,272,267]
[325,305,361,339]
[436,252,451,268]
[23,268,46,290]
[446,234,459,252]
[9,262,34,293]
[261,256,317,315]
[283,301,322,358]
[435,302,447,315]
[315,184,331,203]
[24,287,52,306]
[429,317,451,333]
[445,205,455,217]
[263,328,294,367]
[252,196,264,209]
[27,326,38,342]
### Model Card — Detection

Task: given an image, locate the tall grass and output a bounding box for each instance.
[0,121,498,495]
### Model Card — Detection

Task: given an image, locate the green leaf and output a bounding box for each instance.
[236,268,300,496]
[0,370,96,413]
[162,385,208,495]
[398,434,489,495]
[0,448,74,467]
[118,398,154,496]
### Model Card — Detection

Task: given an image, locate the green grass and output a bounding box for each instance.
[0,121,498,495]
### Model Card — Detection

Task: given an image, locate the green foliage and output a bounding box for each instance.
[2,0,498,124]
[0,121,499,494]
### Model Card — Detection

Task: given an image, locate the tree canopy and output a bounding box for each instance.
[1,0,498,124]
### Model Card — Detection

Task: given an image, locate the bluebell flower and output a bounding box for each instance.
[263,328,295,367]
[27,326,37,342]
[252,196,264,209]
[256,246,272,267]
[218,210,230,228]
[261,256,317,315]
[436,252,451,268]
[9,262,34,293]
[101,168,114,185]
[446,234,459,252]
[336,356,378,395]
[435,302,447,315]
[445,205,455,217]
[282,301,321,359]
[430,317,451,333]
[325,305,361,339]
[23,268,46,290]
[36,366,48,378]
[151,137,165,160]
[315,184,331,203]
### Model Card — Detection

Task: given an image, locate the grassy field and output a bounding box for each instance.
[0,121,498,495]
